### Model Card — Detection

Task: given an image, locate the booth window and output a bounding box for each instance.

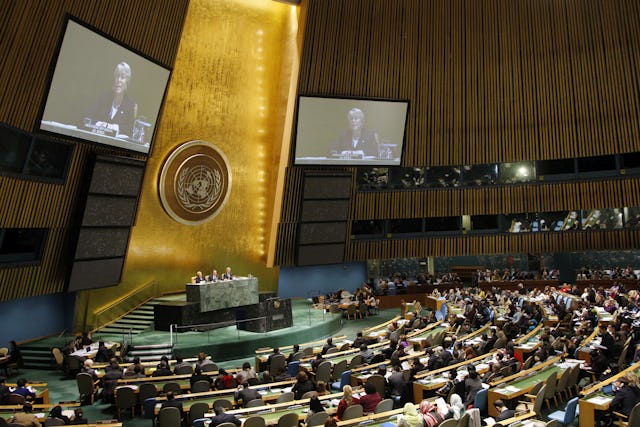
[0,228,47,266]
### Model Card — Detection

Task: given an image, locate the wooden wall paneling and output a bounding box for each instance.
[348,229,640,262]
[616,2,638,151]
[353,177,640,221]
[498,0,511,163]
[423,0,436,166]
[614,25,633,151]
[365,0,380,95]
[621,0,640,152]
[537,2,551,159]
[591,2,609,154]
[331,1,353,94]
[552,2,571,157]
[530,1,548,160]
[411,1,423,162]
[508,0,520,162]
[386,0,403,97]
[519,1,534,161]
[584,0,602,153]
[129,1,157,53]
[564,3,585,156]
[521,1,538,160]
[483,0,497,166]
[431,0,444,165]
[551,2,566,157]
[600,3,623,151]
[463,1,474,165]
[501,0,514,163]
[450,0,463,164]
[299,1,319,91]
[283,0,640,266]
[443,3,456,165]
[0,1,186,300]
[568,2,588,155]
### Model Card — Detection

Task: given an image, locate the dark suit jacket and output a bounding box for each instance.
[161,399,184,417]
[332,128,379,158]
[190,374,213,387]
[234,387,261,406]
[388,372,406,396]
[86,91,136,137]
[0,385,10,404]
[153,367,174,377]
[601,333,615,358]
[210,413,241,427]
[610,385,640,417]
[495,409,516,421]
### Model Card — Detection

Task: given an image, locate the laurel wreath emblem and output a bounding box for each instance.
[176,165,221,212]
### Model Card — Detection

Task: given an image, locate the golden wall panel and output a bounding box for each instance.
[75,0,299,328]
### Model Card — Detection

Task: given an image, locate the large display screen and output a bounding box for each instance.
[39,18,171,154]
[293,95,409,166]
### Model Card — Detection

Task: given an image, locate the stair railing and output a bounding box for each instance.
[170,316,269,345]
[93,280,159,331]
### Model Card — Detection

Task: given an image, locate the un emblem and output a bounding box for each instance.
[159,140,231,225]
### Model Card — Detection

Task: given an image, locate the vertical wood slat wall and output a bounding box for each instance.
[275,0,640,265]
[0,0,188,301]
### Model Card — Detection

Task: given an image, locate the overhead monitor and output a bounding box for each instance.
[39,18,171,154]
[293,95,409,166]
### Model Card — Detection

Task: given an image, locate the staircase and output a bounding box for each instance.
[96,300,158,335]
[19,296,177,369]
[124,343,174,363]
[20,345,57,370]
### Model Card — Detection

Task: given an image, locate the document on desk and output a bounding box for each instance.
[495,385,520,394]
[587,395,613,405]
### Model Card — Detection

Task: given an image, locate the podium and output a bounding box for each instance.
[236,297,293,333]
[186,277,259,312]
[154,279,292,333]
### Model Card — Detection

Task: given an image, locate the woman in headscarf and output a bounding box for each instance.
[419,400,444,427]
[447,394,464,420]
[397,402,421,427]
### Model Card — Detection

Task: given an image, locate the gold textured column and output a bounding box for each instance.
[76,0,299,330]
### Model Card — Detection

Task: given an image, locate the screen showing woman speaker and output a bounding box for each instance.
[293,95,409,166]
[39,18,171,154]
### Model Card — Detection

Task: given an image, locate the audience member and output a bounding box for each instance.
[336,385,360,420]
[12,378,36,399]
[9,403,39,427]
[160,391,184,420]
[209,404,241,427]
[48,405,72,425]
[397,402,420,427]
[234,383,261,407]
[359,382,382,413]
[292,371,315,400]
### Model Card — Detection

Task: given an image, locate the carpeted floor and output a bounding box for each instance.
[13,300,400,427]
